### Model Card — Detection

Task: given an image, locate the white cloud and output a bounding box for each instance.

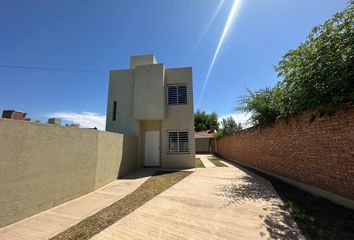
[218,112,253,128]
[45,112,106,130]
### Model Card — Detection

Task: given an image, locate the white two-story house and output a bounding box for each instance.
[106,55,195,169]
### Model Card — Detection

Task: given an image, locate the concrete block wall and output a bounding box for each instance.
[0,118,138,227]
[217,107,354,204]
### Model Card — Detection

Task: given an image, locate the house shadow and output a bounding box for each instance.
[117,135,151,179]
[117,135,161,179]
[119,168,156,179]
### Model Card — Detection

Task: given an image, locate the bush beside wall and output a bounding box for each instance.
[217,107,354,202]
[0,119,138,227]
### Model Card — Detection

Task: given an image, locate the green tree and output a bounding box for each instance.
[238,88,281,126]
[222,116,242,135]
[214,116,242,139]
[238,3,354,126]
[194,110,219,131]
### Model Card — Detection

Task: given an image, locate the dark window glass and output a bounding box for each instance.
[167,85,187,105]
[168,131,189,153]
[112,101,117,121]
[177,85,187,104]
[168,131,178,153]
[168,86,177,105]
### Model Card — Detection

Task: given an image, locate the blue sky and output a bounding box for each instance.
[0,0,348,129]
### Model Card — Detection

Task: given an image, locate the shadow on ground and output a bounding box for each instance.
[216,175,278,203]
[216,157,354,240]
[215,172,304,239]
[119,168,157,179]
[260,206,304,240]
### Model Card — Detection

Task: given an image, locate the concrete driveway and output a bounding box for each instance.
[91,155,304,239]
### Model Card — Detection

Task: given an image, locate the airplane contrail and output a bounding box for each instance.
[194,0,226,48]
[196,0,243,109]
[186,0,226,62]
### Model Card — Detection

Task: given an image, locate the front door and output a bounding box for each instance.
[144,131,160,167]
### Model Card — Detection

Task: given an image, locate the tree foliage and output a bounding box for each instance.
[222,116,242,135]
[194,109,219,132]
[214,116,242,139]
[238,3,354,126]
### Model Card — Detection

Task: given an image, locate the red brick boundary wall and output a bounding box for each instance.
[217,107,354,202]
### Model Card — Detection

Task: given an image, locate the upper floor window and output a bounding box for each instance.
[167,84,187,105]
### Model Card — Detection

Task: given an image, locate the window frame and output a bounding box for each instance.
[167,130,190,154]
[167,84,188,105]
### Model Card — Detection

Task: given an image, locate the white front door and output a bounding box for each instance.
[144,131,160,167]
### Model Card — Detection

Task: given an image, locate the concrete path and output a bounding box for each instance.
[91,156,304,239]
[197,154,216,168]
[0,169,155,240]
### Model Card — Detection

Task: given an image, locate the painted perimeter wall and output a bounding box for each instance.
[0,118,138,227]
[217,107,354,208]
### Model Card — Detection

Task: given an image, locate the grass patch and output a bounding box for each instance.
[208,157,228,167]
[195,158,205,168]
[232,163,354,240]
[50,171,192,240]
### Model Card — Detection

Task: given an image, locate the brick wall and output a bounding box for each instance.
[217,107,354,201]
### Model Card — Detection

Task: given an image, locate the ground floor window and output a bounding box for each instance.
[168,131,189,153]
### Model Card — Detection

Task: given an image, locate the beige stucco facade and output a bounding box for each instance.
[106,55,195,168]
[0,118,138,227]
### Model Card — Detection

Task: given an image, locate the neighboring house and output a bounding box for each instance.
[106,55,195,168]
[195,131,216,154]
[2,110,26,120]
[48,118,62,125]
